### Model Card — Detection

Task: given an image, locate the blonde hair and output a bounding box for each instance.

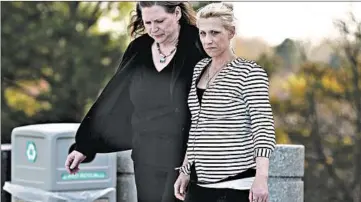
[196,2,236,32]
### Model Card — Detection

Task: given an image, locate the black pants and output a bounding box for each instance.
[134,163,181,202]
[184,182,250,202]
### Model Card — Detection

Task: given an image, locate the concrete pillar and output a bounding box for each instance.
[116,144,305,202]
[268,144,305,202]
[116,150,137,202]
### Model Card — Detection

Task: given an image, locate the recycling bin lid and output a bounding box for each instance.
[12,123,80,135]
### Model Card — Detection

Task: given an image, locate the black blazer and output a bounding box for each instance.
[73,23,208,160]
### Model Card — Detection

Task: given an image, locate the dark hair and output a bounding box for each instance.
[128,1,196,38]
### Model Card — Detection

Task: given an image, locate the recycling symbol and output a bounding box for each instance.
[26,141,37,162]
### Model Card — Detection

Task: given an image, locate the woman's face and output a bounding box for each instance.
[198,17,234,58]
[141,5,181,44]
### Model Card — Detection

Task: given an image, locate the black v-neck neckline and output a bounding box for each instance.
[149,44,176,73]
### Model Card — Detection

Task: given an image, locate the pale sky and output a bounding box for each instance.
[98,2,361,46]
[232,2,361,45]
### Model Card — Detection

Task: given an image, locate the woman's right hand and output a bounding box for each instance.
[65,150,86,174]
[174,172,190,201]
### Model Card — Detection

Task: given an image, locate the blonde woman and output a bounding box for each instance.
[174,3,276,202]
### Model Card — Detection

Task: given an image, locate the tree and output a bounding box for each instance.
[333,12,361,202]
[270,11,361,202]
[256,53,283,78]
[1,2,134,143]
[191,1,219,11]
[274,38,308,71]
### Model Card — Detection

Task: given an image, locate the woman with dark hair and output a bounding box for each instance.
[64,2,208,202]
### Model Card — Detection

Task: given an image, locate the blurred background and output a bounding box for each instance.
[1,1,360,202]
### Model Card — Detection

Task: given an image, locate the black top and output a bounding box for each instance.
[196,63,208,105]
[130,50,176,135]
[197,87,205,104]
[129,47,191,169]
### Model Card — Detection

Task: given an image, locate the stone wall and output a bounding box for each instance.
[116,144,305,202]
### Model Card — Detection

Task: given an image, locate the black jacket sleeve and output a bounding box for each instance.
[73,39,138,159]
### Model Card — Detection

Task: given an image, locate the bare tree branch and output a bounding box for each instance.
[69,1,80,16]
[85,2,102,28]
[307,89,353,201]
[332,12,361,201]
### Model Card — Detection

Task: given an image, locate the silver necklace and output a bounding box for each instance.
[205,58,236,88]
[206,65,225,88]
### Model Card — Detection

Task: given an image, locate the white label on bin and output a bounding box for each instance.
[26,141,37,162]
[61,171,107,180]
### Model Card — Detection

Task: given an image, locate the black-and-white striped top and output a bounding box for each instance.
[179,57,276,184]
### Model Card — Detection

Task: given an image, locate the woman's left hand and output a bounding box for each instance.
[249,175,269,202]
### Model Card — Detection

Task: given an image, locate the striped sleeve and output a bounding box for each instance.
[175,162,192,175]
[242,65,276,159]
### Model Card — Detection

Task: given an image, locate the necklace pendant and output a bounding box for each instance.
[160,57,166,63]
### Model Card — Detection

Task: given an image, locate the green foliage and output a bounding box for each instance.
[191,1,219,11]
[1,2,134,143]
[256,53,283,77]
[274,38,308,70]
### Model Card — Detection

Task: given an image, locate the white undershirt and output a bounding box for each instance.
[197,177,255,190]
